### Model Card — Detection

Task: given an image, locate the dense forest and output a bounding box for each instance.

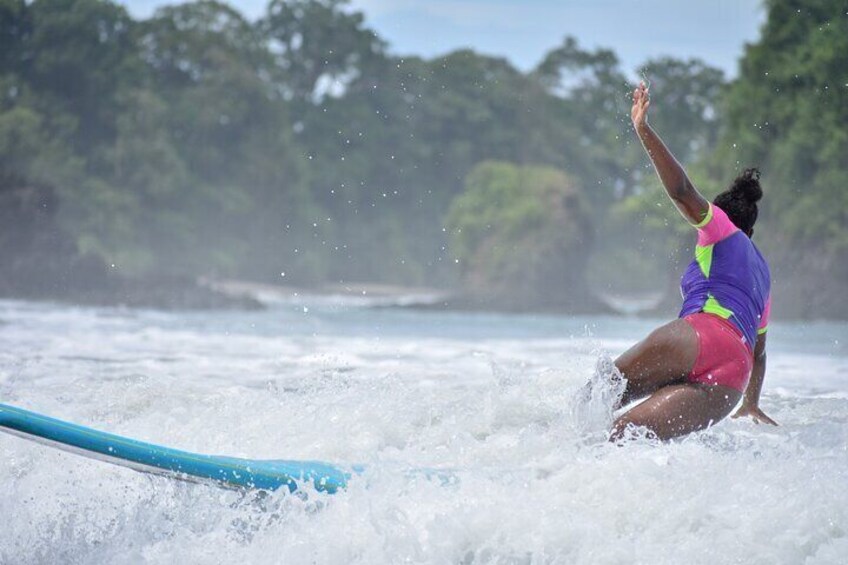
[0,0,845,317]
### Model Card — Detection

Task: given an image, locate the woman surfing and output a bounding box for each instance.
[605,82,776,441]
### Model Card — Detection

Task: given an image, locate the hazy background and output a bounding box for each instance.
[1,0,845,317]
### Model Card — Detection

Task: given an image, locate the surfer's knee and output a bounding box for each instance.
[609,414,635,442]
[609,412,665,442]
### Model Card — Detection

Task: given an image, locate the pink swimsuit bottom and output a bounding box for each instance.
[683,312,753,393]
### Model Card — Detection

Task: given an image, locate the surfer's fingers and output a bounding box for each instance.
[756,411,778,426]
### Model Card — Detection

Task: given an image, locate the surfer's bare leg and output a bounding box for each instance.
[610,383,741,441]
[613,318,699,407]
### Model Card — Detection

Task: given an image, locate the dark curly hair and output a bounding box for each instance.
[713,168,763,236]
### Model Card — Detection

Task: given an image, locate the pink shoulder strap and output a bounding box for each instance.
[695,204,739,246]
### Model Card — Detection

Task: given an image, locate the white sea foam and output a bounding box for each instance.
[0,299,846,564]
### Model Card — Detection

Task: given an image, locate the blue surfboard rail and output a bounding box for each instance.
[0,403,359,493]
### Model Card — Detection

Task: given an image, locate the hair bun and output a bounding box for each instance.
[731,167,763,203]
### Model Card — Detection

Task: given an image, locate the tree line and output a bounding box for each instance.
[0,0,844,317]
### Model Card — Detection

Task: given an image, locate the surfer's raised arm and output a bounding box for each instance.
[631,81,710,226]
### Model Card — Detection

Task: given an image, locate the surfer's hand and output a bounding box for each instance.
[631,82,650,129]
[732,404,778,426]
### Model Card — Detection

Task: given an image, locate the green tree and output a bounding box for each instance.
[299,46,589,285]
[638,57,724,166]
[23,0,141,153]
[0,0,30,74]
[133,1,318,280]
[260,0,385,104]
[718,0,848,316]
[446,161,601,310]
[534,37,635,206]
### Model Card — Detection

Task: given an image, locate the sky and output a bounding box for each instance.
[121,0,766,78]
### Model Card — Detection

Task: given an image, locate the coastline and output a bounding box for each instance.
[0,275,655,317]
[3,274,844,322]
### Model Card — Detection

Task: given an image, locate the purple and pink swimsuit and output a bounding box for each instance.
[679,203,771,392]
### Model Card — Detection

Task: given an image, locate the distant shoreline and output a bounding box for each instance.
[0,276,665,317]
[3,276,844,322]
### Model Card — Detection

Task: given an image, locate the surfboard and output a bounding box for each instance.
[0,403,359,493]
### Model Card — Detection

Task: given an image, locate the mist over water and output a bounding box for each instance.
[1,299,846,564]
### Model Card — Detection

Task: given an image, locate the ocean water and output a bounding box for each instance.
[0,298,846,564]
